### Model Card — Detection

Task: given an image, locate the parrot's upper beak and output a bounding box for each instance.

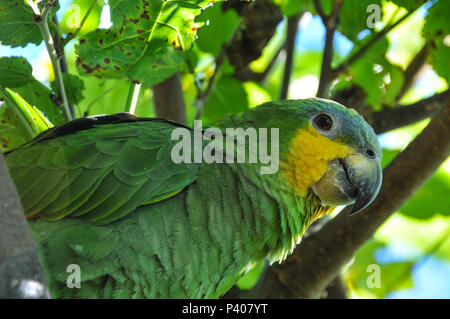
[312,152,382,215]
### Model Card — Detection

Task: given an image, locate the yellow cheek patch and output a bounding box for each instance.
[282,124,355,195]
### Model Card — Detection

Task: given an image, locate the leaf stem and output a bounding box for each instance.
[51,15,76,118]
[124,81,141,114]
[36,2,73,122]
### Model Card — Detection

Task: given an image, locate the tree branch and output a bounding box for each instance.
[0,153,49,298]
[152,73,187,124]
[227,95,450,298]
[316,0,342,98]
[369,89,450,134]
[332,86,449,135]
[224,0,282,72]
[280,12,302,99]
[395,45,428,103]
[35,1,72,122]
[323,275,347,299]
[52,15,76,119]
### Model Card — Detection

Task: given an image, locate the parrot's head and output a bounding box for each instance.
[254,98,382,215]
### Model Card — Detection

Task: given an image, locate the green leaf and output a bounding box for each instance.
[338,0,382,43]
[236,262,264,290]
[14,80,64,125]
[344,239,415,298]
[0,88,53,143]
[0,56,34,87]
[51,73,85,106]
[380,148,400,168]
[0,108,25,152]
[400,171,450,219]
[0,56,64,125]
[0,0,42,47]
[75,0,209,83]
[126,46,185,86]
[273,0,311,17]
[377,261,414,297]
[60,0,103,36]
[319,0,333,16]
[77,78,154,117]
[195,4,241,56]
[375,214,450,261]
[423,0,450,82]
[349,38,404,108]
[273,0,336,17]
[390,0,427,11]
[203,76,248,122]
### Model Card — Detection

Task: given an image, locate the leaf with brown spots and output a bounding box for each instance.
[0,56,34,87]
[0,56,64,125]
[14,81,64,125]
[50,73,85,107]
[423,0,450,82]
[0,0,58,48]
[0,88,54,145]
[0,108,25,152]
[127,46,185,86]
[75,0,209,84]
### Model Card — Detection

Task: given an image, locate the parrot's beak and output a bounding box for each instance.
[312,153,382,215]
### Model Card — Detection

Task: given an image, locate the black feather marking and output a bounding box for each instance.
[4,113,190,155]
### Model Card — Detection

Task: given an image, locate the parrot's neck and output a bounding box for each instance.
[226,161,326,262]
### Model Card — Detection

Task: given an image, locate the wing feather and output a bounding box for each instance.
[4,116,199,224]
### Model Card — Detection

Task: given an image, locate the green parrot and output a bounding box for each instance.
[4,98,382,298]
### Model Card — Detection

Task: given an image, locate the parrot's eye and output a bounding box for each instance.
[314,114,333,131]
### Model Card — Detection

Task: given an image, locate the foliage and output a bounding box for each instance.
[0,0,448,298]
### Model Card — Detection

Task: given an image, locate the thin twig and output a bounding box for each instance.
[84,79,126,116]
[333,8,416,76]
[62,0,98,46]
[395,45,428,102]
[194,19,246,121]
[194,57,223,121]
[36,1,72,122]
[313,0,327,21]
[280,12,302,99]
[316,0,343,98]
[51,15,76,118]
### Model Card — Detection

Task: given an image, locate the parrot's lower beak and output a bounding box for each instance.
[312,153,382,215]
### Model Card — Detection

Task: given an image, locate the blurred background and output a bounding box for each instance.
[0,0,449,298]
